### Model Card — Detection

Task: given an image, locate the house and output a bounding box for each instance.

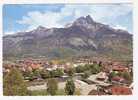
[112,66,128,72]
[3,68,10,73]
[111,76,125,83]
[31,63,40,69]
[96,72,108,81]
[109,85,132,95]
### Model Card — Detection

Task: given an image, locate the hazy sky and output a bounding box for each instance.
[3,4,132,35]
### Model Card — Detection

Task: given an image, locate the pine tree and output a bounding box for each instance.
[65,79,75,95]
[3,68,28,96]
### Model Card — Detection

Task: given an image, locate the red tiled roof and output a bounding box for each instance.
[110,86,132,95]
[112,76,125,82]
[31,63,41,69]
[113,66,128,71]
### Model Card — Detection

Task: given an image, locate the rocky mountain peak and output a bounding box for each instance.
[30,25,48,34]
[86,15,94,24]
[74,15,94,24]
[72,15,95,28]
[36,25,47,31]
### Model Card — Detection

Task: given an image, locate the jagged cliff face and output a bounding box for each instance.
[3,15,133,60]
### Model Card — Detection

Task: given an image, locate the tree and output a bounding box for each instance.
[32,69,40,77]
[122,71,132,82]
[40,70,51,79]
[82,71,91,79]
[22,70,31,77]
[55,68,64,77]
[108,71,117,82]
[50,70,61,78]
[75,65,84,73]
[65,79,75,95]
[67,68,75,77]
[91,64,101,74]
[98,61,102,67]
[50,68,64,77]
[3,68,28,96]
[84,64,91,71]
[28,72,35,81]
[47,78,58,95]
[75,65,91,73]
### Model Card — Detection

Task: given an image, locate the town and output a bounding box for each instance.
[3,57,133,95]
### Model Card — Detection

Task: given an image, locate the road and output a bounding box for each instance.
[27,79,97,95]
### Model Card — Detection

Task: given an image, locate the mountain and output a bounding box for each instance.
[3,15,133,60]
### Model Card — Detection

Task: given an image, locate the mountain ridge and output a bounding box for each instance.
[3,15,132,60]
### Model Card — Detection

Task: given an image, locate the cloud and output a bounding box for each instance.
[17,11,63,31]
[3,31,15,35]
[17,4,132,31]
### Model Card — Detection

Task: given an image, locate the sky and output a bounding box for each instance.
[3,4,133,35]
